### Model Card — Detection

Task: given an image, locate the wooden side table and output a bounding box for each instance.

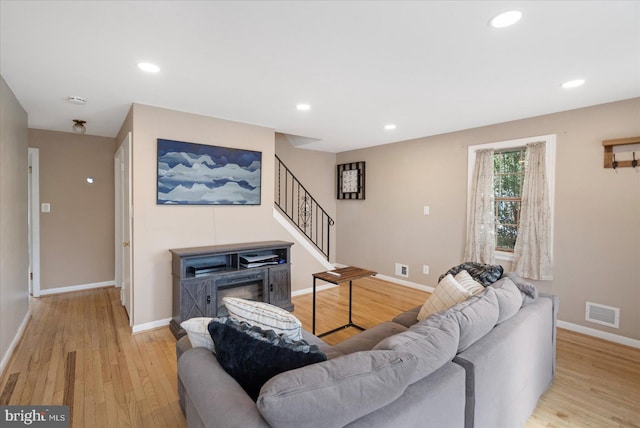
[312,266,377,337]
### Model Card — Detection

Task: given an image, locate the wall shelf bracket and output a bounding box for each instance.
[603,136,640,169]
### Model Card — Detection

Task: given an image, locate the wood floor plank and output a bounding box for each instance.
[0,282,637,428]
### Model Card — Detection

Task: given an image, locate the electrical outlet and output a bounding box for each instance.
[423,206,430,215]
[423,265,429,275]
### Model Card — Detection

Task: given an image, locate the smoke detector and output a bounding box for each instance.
[67,96,87,105]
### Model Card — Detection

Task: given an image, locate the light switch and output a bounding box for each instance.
[423,206,430,215]
[41,203,51,213]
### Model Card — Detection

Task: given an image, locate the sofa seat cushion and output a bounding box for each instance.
[334,322,407,355]
[373,311,460,384]
[449,286,499,352]
[491,277,523,324]
[257,350,417,428]
[208,317,326,401]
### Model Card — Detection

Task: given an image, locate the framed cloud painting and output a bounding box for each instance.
[157,139,262,205]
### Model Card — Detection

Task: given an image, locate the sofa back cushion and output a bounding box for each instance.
[257,350,417,428]
[491,277,523,324]
[449,287,499,352]
[373,311,460,384]
[505,272,539,306]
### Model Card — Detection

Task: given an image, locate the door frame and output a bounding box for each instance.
[114,133,133,326]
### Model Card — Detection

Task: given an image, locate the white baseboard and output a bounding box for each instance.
[39,280,115,296]
[291,273,433,297]
[0,311,31,376]
[557,320,640,349]
[374,274,435,293]
[292,283,339,297]
[132,317,172,334]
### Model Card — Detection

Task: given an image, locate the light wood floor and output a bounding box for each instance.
[1,279,638,427]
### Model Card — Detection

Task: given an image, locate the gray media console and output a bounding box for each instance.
[169,240,294,338]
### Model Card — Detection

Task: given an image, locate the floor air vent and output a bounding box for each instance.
[585,302,620,328]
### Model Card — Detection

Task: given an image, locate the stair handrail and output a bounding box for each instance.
[275,155,335,260]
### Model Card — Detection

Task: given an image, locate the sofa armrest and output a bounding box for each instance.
[178,348,270,428]
[391,306,421,328]
[538,293,559,374]
[177,335,192,360]
[334,322,407,355]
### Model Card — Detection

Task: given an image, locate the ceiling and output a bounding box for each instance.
[1,1,639,153]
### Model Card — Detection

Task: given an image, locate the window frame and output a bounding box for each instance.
[467,134,556,261]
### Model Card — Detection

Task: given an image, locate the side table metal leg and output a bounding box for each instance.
[312,277,317,335]
[348,280,353,325]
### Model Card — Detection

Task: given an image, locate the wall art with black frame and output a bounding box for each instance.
[157,138,262,205]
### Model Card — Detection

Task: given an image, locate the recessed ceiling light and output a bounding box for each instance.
[296,104,311,111]
[67,96,86,105]
[138,62,160,73]
[384,124,396,130]
[561,79,585,89]
[490,11,522,28]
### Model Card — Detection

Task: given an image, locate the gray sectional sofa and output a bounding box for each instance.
[176,281,558,428]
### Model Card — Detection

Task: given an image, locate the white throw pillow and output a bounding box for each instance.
[454,270,485,295]
[417,274,473,321]
[223,297,303,341]
[180,317,215,352]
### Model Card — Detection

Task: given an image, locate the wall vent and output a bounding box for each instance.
[395,263,409,278]
[585,302,620,329]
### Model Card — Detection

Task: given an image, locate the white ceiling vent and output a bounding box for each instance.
[585,302,620,329]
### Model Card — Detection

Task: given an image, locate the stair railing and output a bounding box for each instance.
[275,155,334,260]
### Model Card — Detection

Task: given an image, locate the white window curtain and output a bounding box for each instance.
[513,141,553,280]
[464,149,495,264]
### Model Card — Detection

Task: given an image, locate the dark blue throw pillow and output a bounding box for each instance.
[439,262,504,287]
[208,317,327,401]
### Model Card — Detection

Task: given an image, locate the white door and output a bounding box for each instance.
[28,148,41,297]
[115,133,133,325]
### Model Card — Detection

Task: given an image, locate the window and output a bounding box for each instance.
[494,148,526,251]
[467,134,556,261]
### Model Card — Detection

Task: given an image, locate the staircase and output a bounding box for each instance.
[275,155,334,261]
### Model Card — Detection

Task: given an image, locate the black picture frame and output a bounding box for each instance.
[336,161,365,200]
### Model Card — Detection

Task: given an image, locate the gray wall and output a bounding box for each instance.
[0,74,29,370]
[336,98,640,341]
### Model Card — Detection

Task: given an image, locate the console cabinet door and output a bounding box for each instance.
[268,265,292,309]
[181,278,212,320]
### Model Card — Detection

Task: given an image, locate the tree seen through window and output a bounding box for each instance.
[494,148,526,251]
